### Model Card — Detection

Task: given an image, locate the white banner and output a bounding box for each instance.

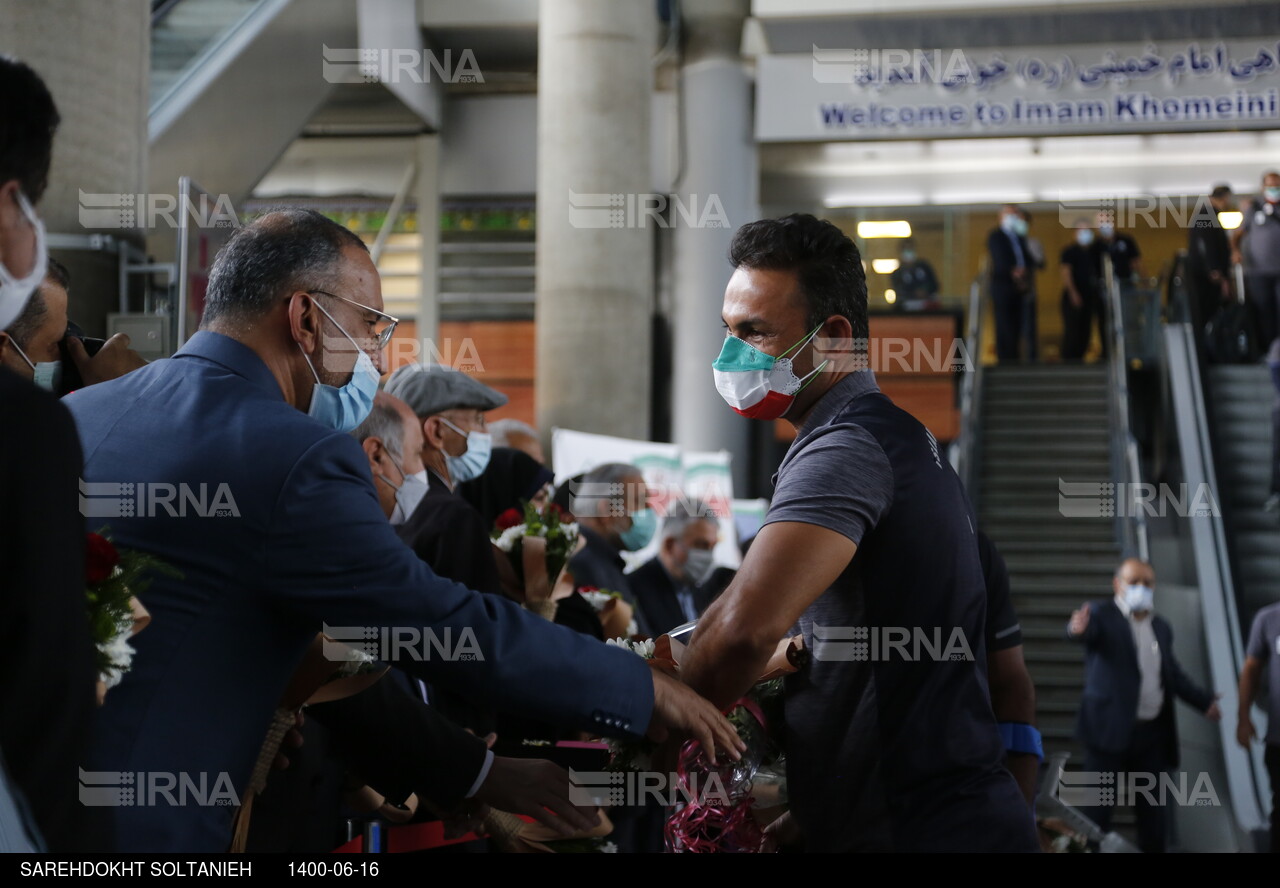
[758,39,1280,141]
[549,429,742,571]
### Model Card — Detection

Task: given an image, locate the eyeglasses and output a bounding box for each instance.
[307,289,400,350]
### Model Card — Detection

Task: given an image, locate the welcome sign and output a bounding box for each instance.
[757,40,1280,141]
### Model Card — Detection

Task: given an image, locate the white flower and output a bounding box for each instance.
[580,590,614,611]
[493,524,528,552]
[600,841,618,853]
[99,628,136,689]
[606,637,654,658]
[626,619,639,638]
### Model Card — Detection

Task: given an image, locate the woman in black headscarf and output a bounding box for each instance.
[457,447,553,526]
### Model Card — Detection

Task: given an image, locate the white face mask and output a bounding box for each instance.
[380,458,429,525]
[0,191,48,332]
[1122,583,1154,613]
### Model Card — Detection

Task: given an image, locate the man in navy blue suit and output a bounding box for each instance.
[63,209,740,852]
[1067,558,1220,852]
[986,204,1032,363]
[629,499,722,637]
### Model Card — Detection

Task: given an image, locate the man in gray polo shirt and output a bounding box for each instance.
[1238,601,1280,853]
[683,214,1038,852]
[1232,170,1280,350]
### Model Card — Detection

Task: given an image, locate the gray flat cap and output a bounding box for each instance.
[384,364,508,416]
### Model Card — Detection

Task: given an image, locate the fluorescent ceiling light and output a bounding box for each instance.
[1219,211,1243,230]
[825,193,925,208]
[931,190,1034,206]
[857,221,912,238]
[871,259,900,274]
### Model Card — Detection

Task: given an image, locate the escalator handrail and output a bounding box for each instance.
[955,263,987,502]
[1103,255,1150,563]
[1163,317,1271,838]
[150,0,290,136]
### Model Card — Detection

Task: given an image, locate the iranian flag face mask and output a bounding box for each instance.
[712,323,828,420]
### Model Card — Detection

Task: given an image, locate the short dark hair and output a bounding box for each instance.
[6,288,46,347]
[1210,184,1233,200]
[202,208,369,326]
[45,255,70,291]
[0,56,60,203]
[728,214,869,340]
[662,497,717,539]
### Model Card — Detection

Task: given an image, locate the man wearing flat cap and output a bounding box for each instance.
[385,363,508,596]
[385,364,509,732]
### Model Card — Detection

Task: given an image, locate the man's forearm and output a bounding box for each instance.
[1238,661,1260,717]
[682,629,775,711]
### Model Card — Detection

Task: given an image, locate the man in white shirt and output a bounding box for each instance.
[1067,559,1221,852]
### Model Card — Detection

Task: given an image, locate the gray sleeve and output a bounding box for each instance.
[764,422,893,546]
[1247,610,1270,662]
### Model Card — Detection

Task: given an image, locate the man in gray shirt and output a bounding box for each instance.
[1238,601,1280,853]
[684,213,1038,852]
[1232,169,1280,350]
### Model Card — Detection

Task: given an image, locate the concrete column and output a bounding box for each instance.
[536,0,655,442]
[670,0,756,490]
[414,133,440,349]
[0,0,149,336]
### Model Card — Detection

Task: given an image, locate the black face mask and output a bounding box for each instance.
[56,320,105,396]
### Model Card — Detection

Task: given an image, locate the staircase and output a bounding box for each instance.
[150,0,261,108]
[1206,364,1280,629]
[976,364,1118,763]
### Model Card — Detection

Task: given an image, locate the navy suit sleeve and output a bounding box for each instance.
[263,434,654,738]
[306,674,488,809]
[1066,600,1103,647]
[1161,623,1214,712]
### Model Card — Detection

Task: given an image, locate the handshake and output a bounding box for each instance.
[468,667,745,839]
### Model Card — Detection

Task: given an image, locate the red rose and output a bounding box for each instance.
[495,508,524,530]
[546,502,567,520]
[577,586,599,595]
[85,533,120,585]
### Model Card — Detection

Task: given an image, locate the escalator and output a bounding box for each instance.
[956,260,1272,850]
[1205,361,1280,633]
[1156,256,1273,850]
[148,0,355,205]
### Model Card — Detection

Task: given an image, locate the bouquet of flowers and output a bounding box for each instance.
[579,587,638,640]
[605,632,805,853]
[492,500,579,588]
[84,529,176,702]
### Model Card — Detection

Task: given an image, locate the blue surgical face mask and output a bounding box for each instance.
[1123,583,1154,613]
[298,301,379,433]
[9,337,62,393]
[1076,229,1095,247]
[620,507,658,551]
[1265,186,1280,203]
[438,416,492,483]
